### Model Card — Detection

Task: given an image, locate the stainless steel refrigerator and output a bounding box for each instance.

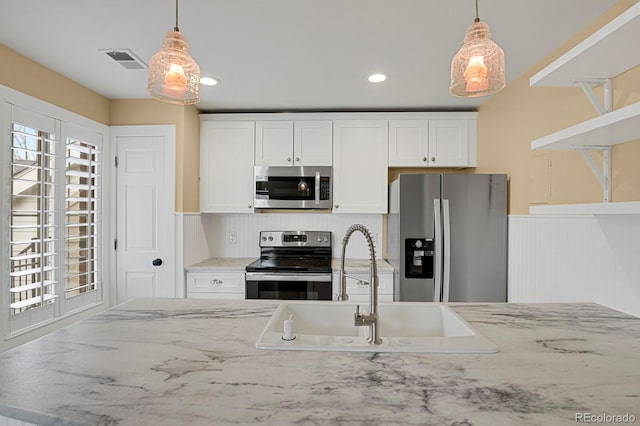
[386,173,507,302]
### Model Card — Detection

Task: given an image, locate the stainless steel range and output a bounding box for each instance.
[245,231,332,300]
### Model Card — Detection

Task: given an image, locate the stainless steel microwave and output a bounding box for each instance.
[254,166,332,210]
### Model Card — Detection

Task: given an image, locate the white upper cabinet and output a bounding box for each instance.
[388,120,429,166]
[294,120,333,166]
[332,120,389,214]
[255,121,294,166]
[201,121,255,213]
[389,118,477,167]
[200,112,477,215]
[428,119,475,167]
[255,120,332,166]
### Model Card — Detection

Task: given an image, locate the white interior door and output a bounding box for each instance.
[112,126,175,303]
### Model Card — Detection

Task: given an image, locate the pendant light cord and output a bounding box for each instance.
[475,0,480,22]
[174,0,180,31]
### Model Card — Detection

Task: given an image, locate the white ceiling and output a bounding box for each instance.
[0,0,618,112]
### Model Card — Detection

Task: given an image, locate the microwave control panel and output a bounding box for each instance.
[320,177,331,200]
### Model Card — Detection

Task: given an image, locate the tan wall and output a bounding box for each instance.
[182,106,201,212]
[110,100,201,212]
[478,0,640,214]
[0,43,201,213]
[0,44,110,125]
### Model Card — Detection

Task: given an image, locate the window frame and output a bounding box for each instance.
[1,85,110,345]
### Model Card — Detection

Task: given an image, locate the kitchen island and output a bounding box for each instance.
[0,299,638,426]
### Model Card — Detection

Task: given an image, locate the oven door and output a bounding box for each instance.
[245,272,333,300]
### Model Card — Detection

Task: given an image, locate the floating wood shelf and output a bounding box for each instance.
[531,101,640,151]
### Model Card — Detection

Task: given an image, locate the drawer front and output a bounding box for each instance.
[332,272,393,296]
[187,272,244,294]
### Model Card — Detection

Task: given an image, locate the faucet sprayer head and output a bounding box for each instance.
[342,224,377,261]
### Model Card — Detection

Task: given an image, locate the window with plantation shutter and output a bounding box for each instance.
[5,102,105,336]
[9,118,58,314]
[65,136,101,302]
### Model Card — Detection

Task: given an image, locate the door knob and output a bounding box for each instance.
[152,258,163,266]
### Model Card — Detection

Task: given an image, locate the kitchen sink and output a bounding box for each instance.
[256,301,498,353]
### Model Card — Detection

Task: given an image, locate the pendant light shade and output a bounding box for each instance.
[449,2,505,98]
[148,0,200,105]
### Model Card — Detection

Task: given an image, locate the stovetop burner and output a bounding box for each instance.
[245,230,332,274]
[245,257,331,273]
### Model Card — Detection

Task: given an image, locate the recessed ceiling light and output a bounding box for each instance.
[200,77,220,86]
[368,73,388,83]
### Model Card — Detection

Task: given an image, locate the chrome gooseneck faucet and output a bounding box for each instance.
[336,224,382,345]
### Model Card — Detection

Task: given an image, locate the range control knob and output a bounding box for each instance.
[415,240,423,248]
[262,236,267,241]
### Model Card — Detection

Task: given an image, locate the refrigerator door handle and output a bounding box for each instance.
[433,199,443,302]
[442,199,451,303]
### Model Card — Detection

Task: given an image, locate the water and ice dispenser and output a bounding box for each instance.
[405,238,434,279]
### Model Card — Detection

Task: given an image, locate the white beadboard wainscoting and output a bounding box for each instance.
[508,214,640,318]
[181,213,211,267]
[183,212,383,261]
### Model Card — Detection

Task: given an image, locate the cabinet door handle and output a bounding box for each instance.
[334,204,339,209]
[248,205,252,209]
[210,279,223,286]
[287,157,292,162]
[295,157,300,162]
[422,157,427,162]
[431,157,436,162]
[356,280,369,287]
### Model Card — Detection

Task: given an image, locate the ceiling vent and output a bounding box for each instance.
[100,49,147,70]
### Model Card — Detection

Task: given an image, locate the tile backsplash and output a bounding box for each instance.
[195,213,384,259]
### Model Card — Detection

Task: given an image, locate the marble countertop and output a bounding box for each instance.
[186,257,393,273]
[185,257,256,271]
[1,299,639,425]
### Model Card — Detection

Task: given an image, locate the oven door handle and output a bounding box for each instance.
[245,272,332,282]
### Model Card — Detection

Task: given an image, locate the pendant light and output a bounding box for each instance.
[148,0,201,105]
[449,0,505,97]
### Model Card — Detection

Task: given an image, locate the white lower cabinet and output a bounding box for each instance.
[186,271,245,299]
[186,269,393,301]
[332,271,393,302]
